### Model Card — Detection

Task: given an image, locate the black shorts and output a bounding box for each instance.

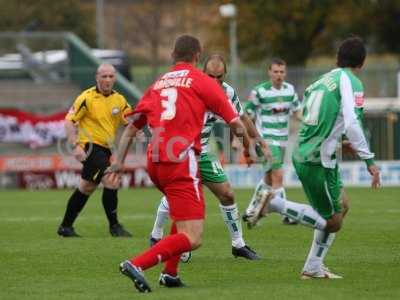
[81,143,112,184]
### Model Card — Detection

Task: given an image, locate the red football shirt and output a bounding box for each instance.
[128,63,238,162]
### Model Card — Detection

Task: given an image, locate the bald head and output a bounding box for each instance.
[97,63,116,75]
[96,63,116,96]
[203,54,226,85]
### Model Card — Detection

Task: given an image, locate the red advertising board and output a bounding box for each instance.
[0,154,152,189]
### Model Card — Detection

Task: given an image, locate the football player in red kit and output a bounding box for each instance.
[108,35,269,293]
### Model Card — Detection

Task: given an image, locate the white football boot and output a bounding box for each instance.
[245,189,274,228]
[301,268,343,280]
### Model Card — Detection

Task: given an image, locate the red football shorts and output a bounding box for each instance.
[147,150,205,221]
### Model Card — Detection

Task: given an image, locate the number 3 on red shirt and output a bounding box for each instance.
[160,88,177,120]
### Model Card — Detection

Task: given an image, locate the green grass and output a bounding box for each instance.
[0,187,399,300]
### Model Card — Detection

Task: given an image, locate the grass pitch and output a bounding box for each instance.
[0,187,399,300]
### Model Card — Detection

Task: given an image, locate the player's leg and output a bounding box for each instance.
[148,196,191,264]
[149,196,170,244]
[265,145,297,225]
[301,229,340,279]
[58,144,101,237]
[102,173,132,237]
[120,151,203,291]
[81,145,131,237]
[159,221,187,287]
[205,180,260,260]
[266,161,343,231]
[120,218,194,292]
[269,167,294,225]
[123,218,200,291]
[199,152,259,259]
[248,159,330,230]
[243,145,282,226]
[293,162,344,278]
[58,178,96,237]
[243,171,271,220]
[265,192,328,230]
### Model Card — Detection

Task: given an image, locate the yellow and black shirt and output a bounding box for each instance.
[66,86,132,148]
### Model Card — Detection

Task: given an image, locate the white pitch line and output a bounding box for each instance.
[0,213,221,223]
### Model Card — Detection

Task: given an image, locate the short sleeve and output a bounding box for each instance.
[290,92,301,112]
[232,91,244,117]
[65,94,87,123]
[125,89,152,129]
[245,89,259,118]
[126,112,147,129]
[225,84,244,116]
[120,98,133,125]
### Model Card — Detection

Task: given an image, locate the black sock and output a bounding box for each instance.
[102,188,119,227]
[61,189,89,227]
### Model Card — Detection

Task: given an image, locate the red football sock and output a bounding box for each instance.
[162,223,181,276]
[162,254,180,277]
[131,224,191,271]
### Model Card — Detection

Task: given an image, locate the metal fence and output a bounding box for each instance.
[232,65,400,100]
[132,64,400,100]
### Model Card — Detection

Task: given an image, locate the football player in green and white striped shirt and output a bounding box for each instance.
[148,54,270,262]
[247,37,380,279]
[243,58,301,226]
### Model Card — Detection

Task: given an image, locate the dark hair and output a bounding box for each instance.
[203,54,227,73]
[337,36,366,68]
[269,57,286,69]
[172,35,201,63]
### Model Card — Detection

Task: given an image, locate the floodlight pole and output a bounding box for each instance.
[96,0,105,48]
[219,4,238,86]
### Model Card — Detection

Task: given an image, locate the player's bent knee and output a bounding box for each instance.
[182,232,202,250]
[325,215,343,233]
[79,180,96,195]
[176,220,204,250]
[189,238,202,250]
[102,173,121,189]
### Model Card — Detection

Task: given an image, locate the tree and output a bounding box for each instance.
[370,0,400,53]
[229,0,336,65]
[0,0,95,45]
[215,0,400,65]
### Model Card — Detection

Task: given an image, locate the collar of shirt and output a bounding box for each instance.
[95,85,115,97]
[173,62,195,71]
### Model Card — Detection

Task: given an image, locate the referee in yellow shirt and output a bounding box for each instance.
[58,63,132,237]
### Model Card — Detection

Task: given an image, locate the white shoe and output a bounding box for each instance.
[246,190,274,228]
[321,264,331,272]
[301,269,343,280]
